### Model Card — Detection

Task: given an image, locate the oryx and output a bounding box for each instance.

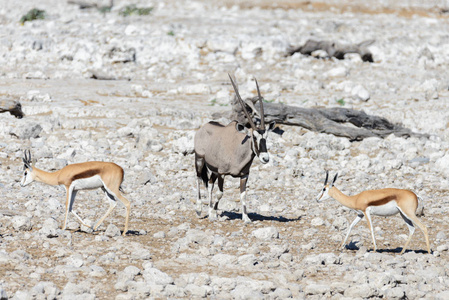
[194,74,276,223]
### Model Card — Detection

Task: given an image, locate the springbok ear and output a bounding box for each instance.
[235,123,246,133]
[268,121,276,131]
[22,161,32,171]
[332,173,339,186]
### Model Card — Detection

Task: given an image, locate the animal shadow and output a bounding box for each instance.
[368,247,402,254]
[344,241,360,251]
[375,248,430,255]
[222,211,301,223]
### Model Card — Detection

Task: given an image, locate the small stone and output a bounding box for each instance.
[252,227,279,240]
[105,224,121,237]
[40,217,59,237]
[304,284,330,295]
[185,284,207,298]
[436,244,448,252]
[311,217,324,227]
[153,231,166,238]
[131,248,151,260]
[326,67,347,77]
[10,122,43,139]
[11,216,32,231]
[351,84,370,101]
[143,268,174,285]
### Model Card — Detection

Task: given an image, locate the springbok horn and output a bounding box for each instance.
[228,74,257,131]
[324,171,329,185]
[254,78,265,128]
[332,173,339,185]
[24,150,29,163]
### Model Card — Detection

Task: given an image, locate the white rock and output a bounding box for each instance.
[66,255,84,268]
[231,284,264,299]
[131,248,152,260]
[252,227,279,239]
[0,251,10,264]
[39,217,59,237]
[105,224,121,237]
[143,268,174,286]
[325,67,348,78]
[436,245,448,252]
[178,84,211,95]
[211,254,237,267]
[311,217,324,226]
[185,284,207,298]
[351,84,370,101]
[11,216,32,231]
[9,122,42,140]
[304,284,331,295]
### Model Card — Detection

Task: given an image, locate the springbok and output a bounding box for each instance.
[316,172,431,254]
[20,150,130,236]
[194,75,276,223]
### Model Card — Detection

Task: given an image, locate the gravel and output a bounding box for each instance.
[1,0,449,298]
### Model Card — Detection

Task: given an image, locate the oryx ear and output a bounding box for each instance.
[235,123,246,133]
[268,121,276,131]
[332,173,338,186]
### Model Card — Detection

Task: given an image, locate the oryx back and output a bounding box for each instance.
[194,121,254,177]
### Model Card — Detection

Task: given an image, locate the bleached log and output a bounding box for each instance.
[229,97,427,141]
[288,39,374,62]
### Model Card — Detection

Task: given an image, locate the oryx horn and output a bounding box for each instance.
[228,74,257,131]
[254,78,265,128]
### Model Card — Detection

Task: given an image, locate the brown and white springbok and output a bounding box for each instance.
[194,75,276,223]
[316,172,431,254]
[20,150,130,236]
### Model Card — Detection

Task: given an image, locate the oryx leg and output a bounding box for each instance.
[213,175,224,211]
[240,175,251,223]
[339,213,364,249]
[364,208,377,252]
[208,173,218,221]
[195,154,207,217]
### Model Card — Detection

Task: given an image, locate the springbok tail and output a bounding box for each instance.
[416,196,424,217]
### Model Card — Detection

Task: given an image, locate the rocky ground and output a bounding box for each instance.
[1,0,449,299]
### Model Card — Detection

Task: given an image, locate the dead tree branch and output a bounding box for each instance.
[229,97,427,141]
[0,99,24,119]
[288,39,375,62]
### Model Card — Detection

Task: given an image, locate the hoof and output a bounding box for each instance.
[242,216,252,224]
[196,210,202,217]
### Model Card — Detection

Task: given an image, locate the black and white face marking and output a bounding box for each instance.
[21,150,34,187]
[251,122,275,164]
[316,184,330,202]
[316,171,338,202]
[21,167,34,187]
